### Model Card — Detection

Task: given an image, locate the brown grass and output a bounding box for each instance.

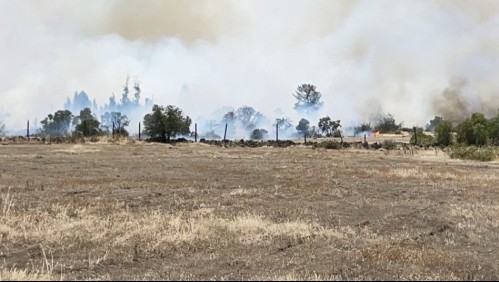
[0,143,498,280]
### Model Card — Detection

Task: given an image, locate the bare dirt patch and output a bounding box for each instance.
[0,143,498,280]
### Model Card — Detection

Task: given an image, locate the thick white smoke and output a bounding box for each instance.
[1,0,498,135]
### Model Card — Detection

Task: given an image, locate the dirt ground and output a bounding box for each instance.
[0,141,498,280]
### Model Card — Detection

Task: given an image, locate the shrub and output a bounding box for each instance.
[410,132,435,146]
[446,146,497,162]
[250,129,268,140]
[382,140,397,150]
[318,140,342,150]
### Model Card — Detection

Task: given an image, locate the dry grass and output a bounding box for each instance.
[0,143,498,280]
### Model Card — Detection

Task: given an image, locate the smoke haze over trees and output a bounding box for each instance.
[1,1,499,134]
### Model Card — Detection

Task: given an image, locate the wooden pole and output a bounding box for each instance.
[224,123,228,142]
[304,132,307,144]
[27,120,30,141]
[195,123,197,143]
[276,124,279,142]
[112,122,115,138]
[138,122,141,140]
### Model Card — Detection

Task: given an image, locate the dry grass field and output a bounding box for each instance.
[0,141,498,280]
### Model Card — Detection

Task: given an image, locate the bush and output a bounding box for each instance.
[382,140,397,150]
[410,132,435,146]
[318,140,342,150]
[446,146,497,162]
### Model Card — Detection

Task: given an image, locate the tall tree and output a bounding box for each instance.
[293,84,323,112]
[435,120,453,146]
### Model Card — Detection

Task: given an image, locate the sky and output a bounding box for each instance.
[1,0,499,132]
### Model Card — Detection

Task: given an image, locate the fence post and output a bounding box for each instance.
[138,122,141,140]
[195,123,197,142]
[224,123,228,142]
[276,124,279,142]
[27,120,30,141]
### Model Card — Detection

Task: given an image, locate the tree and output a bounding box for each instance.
[40,110,74,136]
[488,113,499,145]
[318,116,341,137]
[101,112,130,137]
[456,113,489,146]
[296,118,310,136]
[251,129,268,140]
[426,116,444,132]
[235,106,265,131]
[293,84,323,112]
[64,91,92,113]
[74,108,100,137]
[374,113,402,133]
[354,122,372,136]
[274,117,293,131]
[435,120,453,146]
[143,105,192,141]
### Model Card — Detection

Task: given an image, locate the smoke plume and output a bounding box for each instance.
[1,0,499,134]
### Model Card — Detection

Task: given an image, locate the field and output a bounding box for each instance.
[0,141,498,280]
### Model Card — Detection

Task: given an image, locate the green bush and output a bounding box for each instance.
[382,139,397,150]
[446,146,497,162]
[318,140,342,150]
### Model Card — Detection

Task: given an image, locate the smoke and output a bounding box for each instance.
[1,0,499,135]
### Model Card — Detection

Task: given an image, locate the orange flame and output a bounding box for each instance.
[374,131,380,137]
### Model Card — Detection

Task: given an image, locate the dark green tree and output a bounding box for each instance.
[74,108,100,137]
[143,105,192,141]
[435,120,453,146]
[296,118,310,136]
[488,110,499,145]
[456,113,489,146]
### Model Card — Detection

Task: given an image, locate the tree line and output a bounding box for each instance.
[5,81,499,147]
[427,111,499,147]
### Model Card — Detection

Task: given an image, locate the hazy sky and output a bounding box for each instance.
[1,0,499,129]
